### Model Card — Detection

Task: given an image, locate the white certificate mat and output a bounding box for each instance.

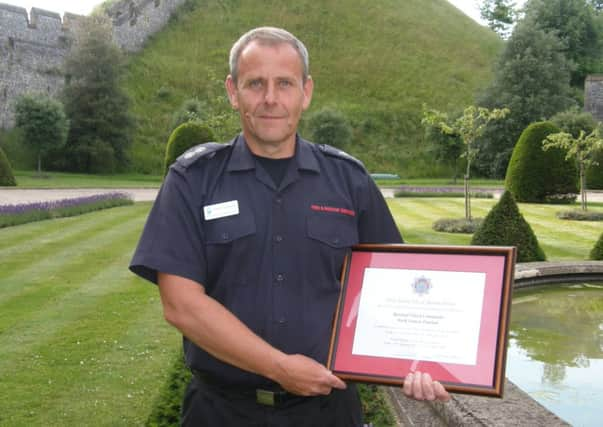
[352,267,486,366]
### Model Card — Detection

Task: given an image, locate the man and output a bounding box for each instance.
[130,27,449,426]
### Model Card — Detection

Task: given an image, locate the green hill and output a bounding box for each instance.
[124,0,502,175]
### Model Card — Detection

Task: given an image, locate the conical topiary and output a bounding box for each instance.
[505,121,577,203]
[0,146,17,186]
[471,191,546,262]
[590,232,603,260]
[164,122,214,176]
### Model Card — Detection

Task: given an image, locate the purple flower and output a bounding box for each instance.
[0,192,133,216]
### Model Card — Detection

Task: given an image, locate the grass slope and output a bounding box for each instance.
[123,0,502,175]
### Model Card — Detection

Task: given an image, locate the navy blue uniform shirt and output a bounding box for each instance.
[129,134,403,388]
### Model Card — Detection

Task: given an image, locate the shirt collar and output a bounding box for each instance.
[226,134,320,173]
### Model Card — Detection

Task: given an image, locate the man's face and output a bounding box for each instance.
[225,40,313,157]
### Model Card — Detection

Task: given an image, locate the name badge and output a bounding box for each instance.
[203,200,239,221]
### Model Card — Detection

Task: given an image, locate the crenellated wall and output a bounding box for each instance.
[0,0,185,128]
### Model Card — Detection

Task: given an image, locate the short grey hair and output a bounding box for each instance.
[229,27,309,84]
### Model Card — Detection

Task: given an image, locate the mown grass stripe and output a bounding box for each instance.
[0,208,147,307]
[0,204,148,272]
[0,203,149,255]
[2,276,178,426]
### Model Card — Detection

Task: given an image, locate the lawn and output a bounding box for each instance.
[13,171,162,189]
[1,198,601,425]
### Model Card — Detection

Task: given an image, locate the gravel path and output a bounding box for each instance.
[1,187,602,204]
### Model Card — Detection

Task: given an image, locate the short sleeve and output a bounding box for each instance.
[357,174,404,244]
[129,169,207,285]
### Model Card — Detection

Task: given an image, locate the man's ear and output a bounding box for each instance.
[302,76,314,111]
[225,75,239,109]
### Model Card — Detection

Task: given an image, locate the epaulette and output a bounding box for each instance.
[318,144,365,169]
[176,142,230,168]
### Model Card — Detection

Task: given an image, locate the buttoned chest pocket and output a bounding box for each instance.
[306,210,359,284]
[203,213,256,290]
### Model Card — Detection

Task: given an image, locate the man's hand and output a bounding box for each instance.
[402,371,450,402]
[271,353,346,396]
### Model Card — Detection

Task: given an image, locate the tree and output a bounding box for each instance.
[476,21,576,177]
[170,98,208,132]
[61,15,134,173]
[422,105,509,220]
[0,146,17,186]
[505,122,577,202]
[591,231,603,260]
[424,120,464,183]
[14,95,68,176]
[543,127,603,210]
[480,0,516,37]
[471,191,546,262]
[523,0,602,87]
[307,107,353,149]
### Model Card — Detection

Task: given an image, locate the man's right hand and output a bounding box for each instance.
[271,353,347,396]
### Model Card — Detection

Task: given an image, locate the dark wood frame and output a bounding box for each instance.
[327,244,516,397]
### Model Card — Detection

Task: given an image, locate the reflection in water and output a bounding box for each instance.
[507,283,603,427]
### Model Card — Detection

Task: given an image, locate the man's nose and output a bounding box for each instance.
[264,82,277,104]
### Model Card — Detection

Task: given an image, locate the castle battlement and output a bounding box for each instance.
[0,0,185,129]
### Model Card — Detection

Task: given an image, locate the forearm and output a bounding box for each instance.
[158,272,285,381]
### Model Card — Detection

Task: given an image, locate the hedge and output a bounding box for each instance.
[505,122,577,203]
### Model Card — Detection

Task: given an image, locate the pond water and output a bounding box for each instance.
[507,283,603,427]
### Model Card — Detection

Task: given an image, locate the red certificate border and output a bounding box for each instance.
[327,244,516,397]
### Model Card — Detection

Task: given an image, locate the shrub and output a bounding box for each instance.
[587,151,603,189]
[164,122,214,176]
[590,232,603,260]
[556,210,603,221]
[432,218,483,233]
[0,146,17,186]
[307,107,353,149]
[505,122,578,203]
[471,191,546,262]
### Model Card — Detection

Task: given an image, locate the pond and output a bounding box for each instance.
[507,283,603,427]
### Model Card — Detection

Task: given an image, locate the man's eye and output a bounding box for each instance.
[279,80,292,88]
[249,80,263,88]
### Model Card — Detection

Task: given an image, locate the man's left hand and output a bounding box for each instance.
[402,371,450,402]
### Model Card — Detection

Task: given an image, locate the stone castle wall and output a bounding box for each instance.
[0,0,185,128]
[585,75,603,123]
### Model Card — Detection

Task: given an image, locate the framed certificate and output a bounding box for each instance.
[327,244,516,397]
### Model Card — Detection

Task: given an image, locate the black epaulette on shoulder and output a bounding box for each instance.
[176,142,230,168]
[318,144,365,169]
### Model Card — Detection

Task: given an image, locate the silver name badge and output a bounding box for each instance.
[203,200,239,221]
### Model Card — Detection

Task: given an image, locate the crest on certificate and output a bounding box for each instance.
[411,276,432,296]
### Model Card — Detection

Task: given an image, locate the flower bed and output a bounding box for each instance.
[0,192,134,228]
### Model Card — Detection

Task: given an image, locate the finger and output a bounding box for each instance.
[328,373,347,390]
[412,371,424,400]
[422,372,436,401]
[403,373,414,397]
[434,381,451,402]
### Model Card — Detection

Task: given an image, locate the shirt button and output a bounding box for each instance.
[275,197,283,204]
[274,235,283,243]
[275,273,285,282]
[332,237,340,245]
[221,232,229,240]
[278,317,287,324]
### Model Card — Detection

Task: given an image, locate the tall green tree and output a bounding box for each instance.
[543,127,603,210]
[480,0,517,37]
[307,107,353,149]
[61,15,134,173]
[422,105,509,220]
[476,21,575,177]
[523,0,603,87]
[14,95,68,176]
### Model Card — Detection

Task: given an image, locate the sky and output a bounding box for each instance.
[3,0,525,23]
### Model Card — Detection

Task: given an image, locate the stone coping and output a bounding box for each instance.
[515,261,603,288]
[386,380,570,426]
